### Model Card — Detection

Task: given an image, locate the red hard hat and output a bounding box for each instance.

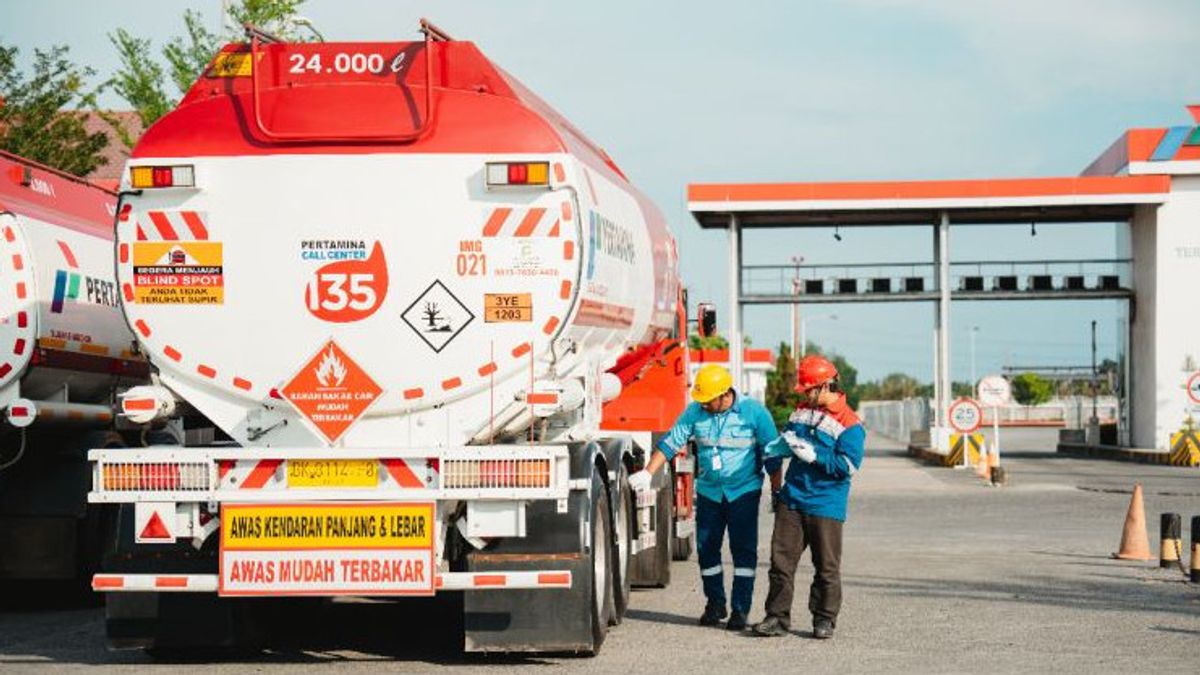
[795,355,838,392]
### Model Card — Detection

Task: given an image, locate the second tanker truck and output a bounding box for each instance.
[90,20,698,654]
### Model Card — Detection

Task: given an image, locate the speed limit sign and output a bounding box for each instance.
[1187,372,1200,405]
[948,398,984,434]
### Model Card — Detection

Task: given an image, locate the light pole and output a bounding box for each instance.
[800,314,838,357]
[790,256,803,360]
[969,326,979,389]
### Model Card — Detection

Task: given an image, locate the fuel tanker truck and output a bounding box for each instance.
[0,151,150,587]
[89,21,698,654]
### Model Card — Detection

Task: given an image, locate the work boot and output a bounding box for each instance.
[699,603,727,627]
[752,615,790,637]
[725,610,748,631]
[812,617,834,639]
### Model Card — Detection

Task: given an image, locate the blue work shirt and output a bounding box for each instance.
[764,395,865,522]
[657,390,779,502]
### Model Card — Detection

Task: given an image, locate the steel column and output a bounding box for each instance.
[934,212,952,450]
[729,214,743,389]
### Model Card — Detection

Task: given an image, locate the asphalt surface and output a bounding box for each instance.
[2,428,1198,673]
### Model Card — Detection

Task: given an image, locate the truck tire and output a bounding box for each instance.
[649,478,672,587]
[586,468,612,655]
[610,464,633,623]
[671,469,694,561]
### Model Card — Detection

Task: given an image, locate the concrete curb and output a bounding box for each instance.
[1056,442,1196,467]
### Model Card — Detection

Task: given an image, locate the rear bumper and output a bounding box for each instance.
[92,570,572,593]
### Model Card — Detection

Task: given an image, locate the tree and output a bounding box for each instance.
[108,1,310,131]
[0,43,109,176]
[764,342,801,427]
[688,333,729,350]
[1011,372,1053,406]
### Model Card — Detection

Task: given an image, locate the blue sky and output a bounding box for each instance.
[3,0,1197,382]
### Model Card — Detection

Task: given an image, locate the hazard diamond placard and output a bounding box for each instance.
[281,339,382,445]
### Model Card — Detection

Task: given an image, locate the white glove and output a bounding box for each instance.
[628,469,653,493]
[783,431,816,463]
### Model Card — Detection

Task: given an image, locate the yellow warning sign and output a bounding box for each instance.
[483,293,533,323]
[221,503,432,550]
[1168,429,1200,467]
[132,242,224,304]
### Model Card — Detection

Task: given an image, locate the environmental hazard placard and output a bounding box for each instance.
[132,242,224,304]
[281,339,382,445]
[219,502,435,596]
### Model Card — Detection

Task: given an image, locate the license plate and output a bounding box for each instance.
[287,459,378,488]
[219,502,435,596]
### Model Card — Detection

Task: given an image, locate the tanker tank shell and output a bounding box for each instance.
[117,39,679,448]
[0,151,143,409]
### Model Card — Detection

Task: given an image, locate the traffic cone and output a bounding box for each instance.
[1112,484,1154,561]
[975,446,990,480]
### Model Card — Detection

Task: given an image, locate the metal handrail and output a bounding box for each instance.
[245,19,440,143]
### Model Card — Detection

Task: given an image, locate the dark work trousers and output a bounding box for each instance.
[695,491,760,615]
[763,506,844,627]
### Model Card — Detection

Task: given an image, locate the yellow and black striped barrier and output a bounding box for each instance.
[1168,429,1200,467]
[945,433,984,468]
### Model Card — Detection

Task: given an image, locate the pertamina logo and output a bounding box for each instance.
[281,340,383,445]
[304,242,389,323]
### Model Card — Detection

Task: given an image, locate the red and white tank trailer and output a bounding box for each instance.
[89,22,697,654]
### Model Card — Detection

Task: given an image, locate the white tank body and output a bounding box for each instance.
[0,151,146,409]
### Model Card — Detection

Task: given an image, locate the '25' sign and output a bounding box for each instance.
[304,243,389,322]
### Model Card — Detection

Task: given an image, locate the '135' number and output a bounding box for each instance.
[307,273,377,312]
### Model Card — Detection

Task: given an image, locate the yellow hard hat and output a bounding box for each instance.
[691,364,733,403]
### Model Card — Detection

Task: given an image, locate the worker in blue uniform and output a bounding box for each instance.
[629,364,779,631]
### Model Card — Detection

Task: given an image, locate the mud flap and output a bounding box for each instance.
[463,480,595,653]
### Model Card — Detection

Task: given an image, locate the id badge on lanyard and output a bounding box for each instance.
[710,412,730,472]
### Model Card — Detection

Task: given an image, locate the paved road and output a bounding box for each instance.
[2,430,1198,673]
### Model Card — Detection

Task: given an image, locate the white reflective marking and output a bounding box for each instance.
[733,568,756,577]
[700,565,722,576]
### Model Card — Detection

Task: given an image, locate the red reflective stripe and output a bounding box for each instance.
[537,572,570,586]
[196,364,216,378]
[559,280,572,299]
[56,240,79,268]
[9,406,29,417]
[232,377,252,391]
[148,211,179,240]
[13,339,25,355]
[542,316,560,335]
[3,227,13,243]
[180,211,208,239]
[10,254,22,270]
[513,208,545,237]
[512,343,531,358]
[118,243,129,263]
[527,392,558,405]
[473,574,506,587]
[15,312,26,328]
[135,320,151,337]
[547,219,560,237]
[155,576,188,588]
[123,398,156,411]
[553,162,565,182]
[241,459,282,489]
[92,576,124,589]
[560,200,572,221]
[122,283,134,302]
[163,345,182,361]
[482,208,511,237]
[441,377,462,390]
[382,459,424,488]
[15,282,25,299]
[0,364,11,378]
[404,388,424,400]
[136,224,148,241]
[563,240,574,260]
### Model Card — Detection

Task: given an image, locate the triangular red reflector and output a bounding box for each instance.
[140,511,171,540]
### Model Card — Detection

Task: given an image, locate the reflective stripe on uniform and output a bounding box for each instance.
[701,565,723,576]
[697,437,755,449]
[733,567,755,577]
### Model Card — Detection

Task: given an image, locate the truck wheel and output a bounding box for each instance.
[671,471,694,561]
[610,464,633,623]
[649,478,672,587]
[586,467,612,655]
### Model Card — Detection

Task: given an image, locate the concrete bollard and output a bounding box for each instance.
[1192,516,1200,583]
[1160,513,1182,568]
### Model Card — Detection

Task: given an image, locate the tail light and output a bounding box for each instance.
[485,162,550,188]
[100,462,210,492]
[129,165,195,189]
[443,458,550,489]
